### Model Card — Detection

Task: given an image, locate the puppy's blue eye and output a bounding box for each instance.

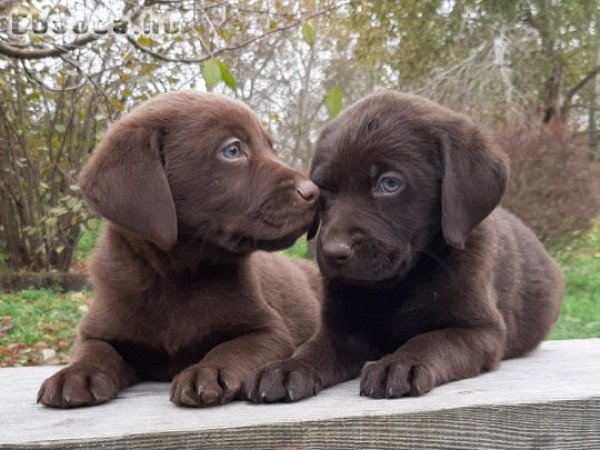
[220,143,242,160]
[377,175,404,194]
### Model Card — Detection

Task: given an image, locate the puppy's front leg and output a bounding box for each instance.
[170,327,294,407]
[360,326,505,398]
[38,339,136,408]
[244,328,373,403]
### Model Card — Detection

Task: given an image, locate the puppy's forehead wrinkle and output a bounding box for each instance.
[134,90,258,127]
[143,95,269,158]
[316,144,432,191]
[370,164,378,178]
[317,112,443,194]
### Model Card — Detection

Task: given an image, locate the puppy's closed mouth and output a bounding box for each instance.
[321,251,411,285]
[258,216,284,229]
[256,201,317,227]
[330,270,404,286]
[258,214,312,231]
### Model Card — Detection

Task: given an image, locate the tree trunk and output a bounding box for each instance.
[589,39,600,161]
[542,65,564,124]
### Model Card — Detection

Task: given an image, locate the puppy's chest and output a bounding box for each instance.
[111,330,233,381]
[142,282,248,346]
[111,281,252,379]
[328,284,441,352]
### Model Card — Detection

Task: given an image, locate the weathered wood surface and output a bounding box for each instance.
[0,339,598,449]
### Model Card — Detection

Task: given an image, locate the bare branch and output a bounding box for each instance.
[0,34,99,60]
[564,65,600,104]
[0,1,150,60]
[20,60,86,91]
[124,2,348,64]
[0,0,18,11]
[58,54,116,119]
[125,34,209,63]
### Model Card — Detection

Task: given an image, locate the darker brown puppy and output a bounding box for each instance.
[245,91,563,402]
[38,91,322,408]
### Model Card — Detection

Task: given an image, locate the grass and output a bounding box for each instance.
[0,234,311,366]
[0,226,597,367]
[548,225,600,339]
[283,237,310,259]
[0,289,91,366]
[73,218,103,262]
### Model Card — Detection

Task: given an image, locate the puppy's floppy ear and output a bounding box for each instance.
[79,122,177,251]
[306,208,321,241]
[437,120,508,249]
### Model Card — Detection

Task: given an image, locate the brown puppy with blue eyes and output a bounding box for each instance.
[37,91,322,408]
[245,91,563,402]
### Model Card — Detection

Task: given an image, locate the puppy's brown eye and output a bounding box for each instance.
[376,173,404,195]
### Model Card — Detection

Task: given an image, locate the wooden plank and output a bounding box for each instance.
[0,339,598,449]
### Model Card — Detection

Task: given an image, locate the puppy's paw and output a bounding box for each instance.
[360,357,435,399]
[170,365,242,408]
[243,359,322,403]
[37,364,119,408]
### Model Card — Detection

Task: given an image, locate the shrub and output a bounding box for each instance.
[492,122,600,247]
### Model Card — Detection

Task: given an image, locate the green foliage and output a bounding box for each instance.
[550,224,600,339]
[0,289,89,365]
[301,23,317,46]
[202,59,238,91]
[217,60,239,90]
[0,289,85,346]
[202,58,222,89]
[352,0,600,120]
[351,0,458,85]
[282,237,309,259]
[74,219,103,261]
[326,87,344,118]
[137,36,158,48]
[0,63,111,272]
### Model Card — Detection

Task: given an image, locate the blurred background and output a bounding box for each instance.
[0,0,598,366]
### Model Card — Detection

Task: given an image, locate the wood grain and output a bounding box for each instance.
[0,339,598,449]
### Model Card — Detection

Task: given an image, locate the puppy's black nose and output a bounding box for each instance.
[322,240,352,264]
[295,180,319,203]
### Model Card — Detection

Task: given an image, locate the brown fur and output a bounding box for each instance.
[37,91,322,408]
[244,91,563,402]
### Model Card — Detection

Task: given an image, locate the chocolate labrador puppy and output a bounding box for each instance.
[38,91,322,408]
[245,91,563,402]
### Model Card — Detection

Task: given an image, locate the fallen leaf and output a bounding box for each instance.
[7,342,26,352]
[42,348,56,361]
[0,316,12,335]
[71,291,86,301]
